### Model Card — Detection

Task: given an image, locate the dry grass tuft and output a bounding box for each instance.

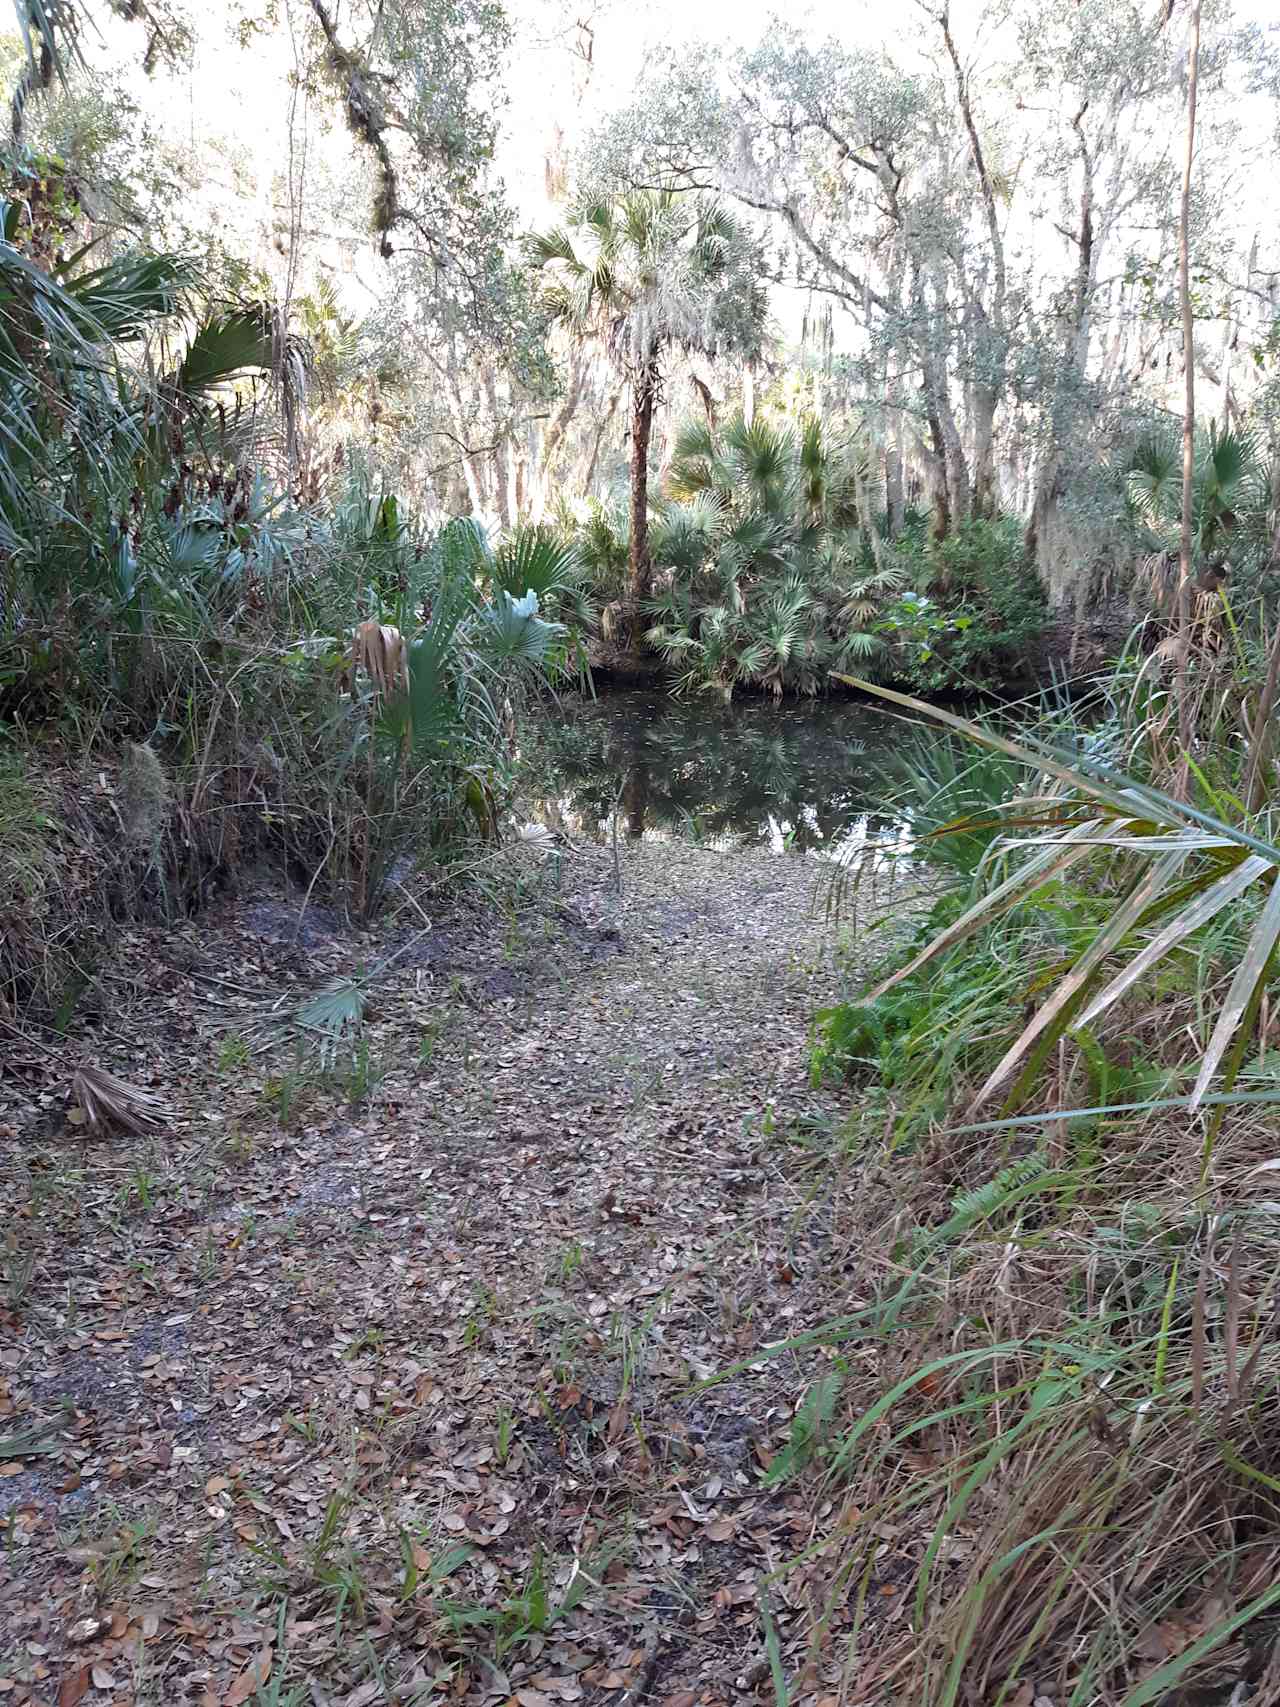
[783,1097,1280,1706]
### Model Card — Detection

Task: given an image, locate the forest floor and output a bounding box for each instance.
[0,836,913,1707]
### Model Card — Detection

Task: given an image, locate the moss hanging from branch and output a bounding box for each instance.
[306,0,399,256]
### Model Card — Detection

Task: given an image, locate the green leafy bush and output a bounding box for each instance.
[879,516,1047,694]
[558,418,1046,699]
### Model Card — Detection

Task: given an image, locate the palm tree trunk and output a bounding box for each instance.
[628,346,660,648]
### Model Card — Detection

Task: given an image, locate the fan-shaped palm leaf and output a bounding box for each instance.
[651,496,719,575]
[0,238,189,547]
[838,676,1280,1123]
[475,589,567,668]
[432,516,492,579]
[12,0,88,93]
[174,306,274,396]
[718,508,783,573]
[723,414,795,512]
[1125,433,1181,530]
[491,525,582,602]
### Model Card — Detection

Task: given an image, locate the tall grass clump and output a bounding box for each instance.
[772,617,1280,1702]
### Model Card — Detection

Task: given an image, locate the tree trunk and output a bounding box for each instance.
[970,382,999,519]
[926,289,970,529]
[482,372,511,530]
[627,346,660,648]
[1023,455,1090,611]
[537,348,587,505]
[622,756,651,839]
[886,430,905,537]
[920,405,953,542]
[1027,107,1097,610]
[580,391,619,494]
[1176,0,1202,777]
[938,3,1009,529]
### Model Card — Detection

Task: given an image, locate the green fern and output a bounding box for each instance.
[764,1365,846,1486]
[937,1154,1053,1244]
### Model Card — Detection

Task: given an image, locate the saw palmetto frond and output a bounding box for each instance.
[69,1066,174,1136]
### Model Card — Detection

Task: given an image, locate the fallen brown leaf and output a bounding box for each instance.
[65,1618,109,1647]
[224,1647,272,1705]
[57,1669,90,1707]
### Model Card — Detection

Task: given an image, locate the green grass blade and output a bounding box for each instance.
[1191,871,1280,1110]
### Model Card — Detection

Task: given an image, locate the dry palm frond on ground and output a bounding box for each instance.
[68,1065,174,1136]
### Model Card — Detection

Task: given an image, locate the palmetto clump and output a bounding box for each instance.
[640,410,901,698]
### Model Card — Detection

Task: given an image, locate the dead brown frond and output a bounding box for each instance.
[68,1065,174,1136]
[351,619,408,698]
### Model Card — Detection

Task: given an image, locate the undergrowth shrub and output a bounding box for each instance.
[557,415,1047,699]
[1,431,574,1015]
[0,216,586,1015]
[880,516,1046,695]
[0,746,63,1011]
[2,498,575,1013]
[777,656,1280,1703]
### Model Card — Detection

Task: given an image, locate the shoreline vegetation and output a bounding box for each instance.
[11,635,1280,1705]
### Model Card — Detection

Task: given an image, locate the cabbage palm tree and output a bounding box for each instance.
[526,191,765,647]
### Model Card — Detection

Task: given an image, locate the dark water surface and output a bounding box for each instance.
[525,689,910,857]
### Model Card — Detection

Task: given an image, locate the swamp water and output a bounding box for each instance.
[525,689,912,861]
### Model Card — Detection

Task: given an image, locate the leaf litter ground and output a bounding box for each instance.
[0,838,899,1707]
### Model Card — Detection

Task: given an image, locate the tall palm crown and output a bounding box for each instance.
[528,192,757,376]
[527,190,765,646]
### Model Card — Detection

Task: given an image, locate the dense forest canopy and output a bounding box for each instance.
[6,0,1279,633]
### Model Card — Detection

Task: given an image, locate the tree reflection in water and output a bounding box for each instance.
[524,689,906,856]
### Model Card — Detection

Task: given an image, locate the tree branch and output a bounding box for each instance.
[307,0,400,256]
[933,0,1005,311]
